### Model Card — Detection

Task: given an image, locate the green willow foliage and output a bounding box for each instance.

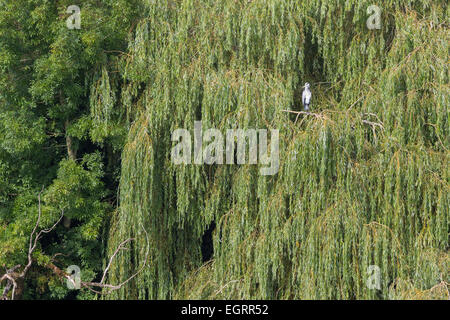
[96,0,449,299]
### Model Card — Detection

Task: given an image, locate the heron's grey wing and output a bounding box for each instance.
[305,91,311,104]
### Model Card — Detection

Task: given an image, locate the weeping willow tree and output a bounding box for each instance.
[93,0,448,299]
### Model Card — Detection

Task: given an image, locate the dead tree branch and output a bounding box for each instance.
[21,190,64,278]
[47,222,149,296]
[0,191,150,299]
[281,109,327,124]
[100,238,134,284]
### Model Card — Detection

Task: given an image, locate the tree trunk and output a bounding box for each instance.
[64,119,75,228]
[65,120,77,161]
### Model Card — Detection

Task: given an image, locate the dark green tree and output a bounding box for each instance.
[0,0,141,299]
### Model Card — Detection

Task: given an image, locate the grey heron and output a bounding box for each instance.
[302,82,311,111]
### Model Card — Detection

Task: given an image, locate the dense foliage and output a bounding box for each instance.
[0,0,448,300]
[0,0,142,299]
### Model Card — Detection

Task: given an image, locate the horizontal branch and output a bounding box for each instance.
[282,109,384,130]
[362,119,384,129]
[281,109,325,118]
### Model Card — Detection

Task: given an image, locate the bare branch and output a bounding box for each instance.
[282,109,326,119]
[3,274,17,300]
[21,193,64,278]
[87,222,150,295]
[42,223,150,296]
[1,190,64,300]
[1,194,150,299]
[22,189,44,277]
[100,238,135,284]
